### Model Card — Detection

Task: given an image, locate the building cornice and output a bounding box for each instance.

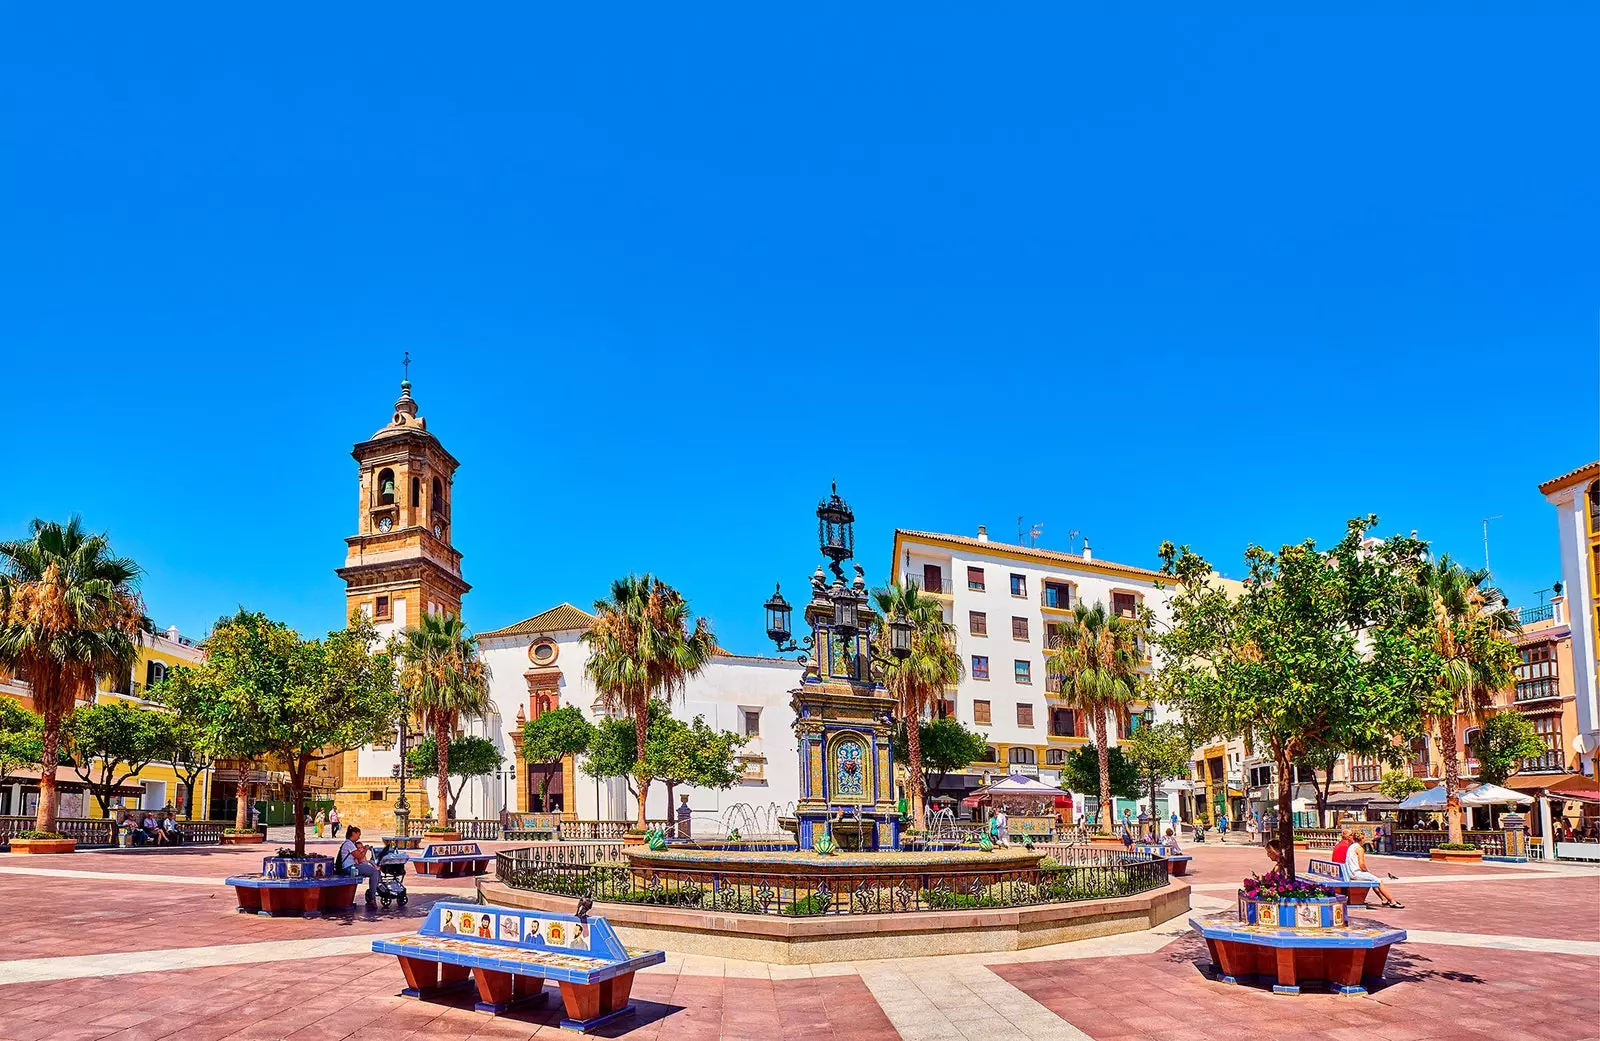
[892,529,1172,585]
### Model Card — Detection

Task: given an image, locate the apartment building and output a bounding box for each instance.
[1540,462,1599,782]
[890,527,1178,820]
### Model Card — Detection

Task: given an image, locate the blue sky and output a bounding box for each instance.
[2,9,1595,653]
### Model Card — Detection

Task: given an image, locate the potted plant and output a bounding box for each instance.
[1429,842,1482,863]
[424,824,461,842]
[220,827,265,845]
[8,830,76,855]
[261,848,334,879]
[1237,869,1348,928]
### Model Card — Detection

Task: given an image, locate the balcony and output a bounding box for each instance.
[903,573,956,598]
[1518,603,1554,625]
[1515,679,1561,703]
[1041,583,1075,613]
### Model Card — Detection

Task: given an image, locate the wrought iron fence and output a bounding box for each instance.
[1392,829,1506,856]
[0,816,233,849]
[406,818,502,840]
[497,844,1168,916]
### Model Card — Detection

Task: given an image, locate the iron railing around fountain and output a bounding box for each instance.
[495,845,1170,916]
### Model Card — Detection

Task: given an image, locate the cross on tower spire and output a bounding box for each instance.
[402,351,411,382]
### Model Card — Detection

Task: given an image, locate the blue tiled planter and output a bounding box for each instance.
[1237,893,1348,928]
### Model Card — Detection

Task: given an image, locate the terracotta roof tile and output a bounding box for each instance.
[1538,461,1600,496]
[477,602,596,639]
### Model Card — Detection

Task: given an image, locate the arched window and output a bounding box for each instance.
[411,477,421,508]
[376,468,396,506]
[978,744,999,763]
[432,477,445,513]
[1045,748,1067,766]
[1008,747,1036,766]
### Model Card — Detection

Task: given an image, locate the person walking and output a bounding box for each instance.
[314,809,326,838]
[1217,812,1229,843]
[1170,809,1179,835]
[328,806,341,839]
[1245,813,1257,845]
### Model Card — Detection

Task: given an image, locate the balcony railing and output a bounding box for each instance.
[1518,603,1554,625]
[903,573,956,596]
[1515,679,1560,702]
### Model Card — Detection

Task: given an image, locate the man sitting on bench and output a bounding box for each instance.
[337,826,382,907]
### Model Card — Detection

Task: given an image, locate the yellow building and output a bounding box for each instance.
[0,624,213,820]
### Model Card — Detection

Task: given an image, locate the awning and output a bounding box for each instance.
[0,770,143,797]
[1504,772,1592,793]
[1549,789,1600,805]
[1327,791,1399,808]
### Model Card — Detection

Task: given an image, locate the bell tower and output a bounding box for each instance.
[332,371,470,836]
[336,375,470,637]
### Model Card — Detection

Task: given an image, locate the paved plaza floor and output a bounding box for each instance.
[0,838,1595,1041]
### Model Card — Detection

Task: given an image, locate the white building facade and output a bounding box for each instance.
[889,527,1181,821]
[455,603,803,834]
[1541,461,1600,780]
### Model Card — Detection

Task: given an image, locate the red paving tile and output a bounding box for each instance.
[992,934,1600,1040]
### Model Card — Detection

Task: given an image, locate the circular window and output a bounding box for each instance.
[529,639,558,666]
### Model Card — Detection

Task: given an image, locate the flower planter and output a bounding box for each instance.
[1085,835,1127,850]
[1292,840,1310,850]
[1429,847,1482,863]
[220,833,266,845]
[621,831,648,848]
[424,831,461,843]
[1237,892,1349,929]
[7,838,77,855]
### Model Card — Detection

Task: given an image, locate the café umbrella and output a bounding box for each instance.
[1397,783,1535,811]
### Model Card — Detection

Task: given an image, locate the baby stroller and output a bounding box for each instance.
[1191,823,1207,843]
[373,839,409,908]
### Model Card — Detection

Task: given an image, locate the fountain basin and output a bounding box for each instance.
[623,846,1044,878]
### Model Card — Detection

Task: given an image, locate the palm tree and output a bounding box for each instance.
[1045,601,1141,834]
[583,575,716,829]
[873,582,963,830]
[0,518,143,834]
[394,612,492,828]
[1412,555,1521,844]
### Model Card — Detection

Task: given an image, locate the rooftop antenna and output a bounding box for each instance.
[1066,529,1082,554]
[1481,515,1503,574]
[1017,516,1026,546]
[1029,523,1043,548]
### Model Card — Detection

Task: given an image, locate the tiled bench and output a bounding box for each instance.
[410,841,493,877]
[1132,843,1193,875]
[1190,912,1405,996]
[372,901,665,1032]
[1305,857,1373,905]
[503,813,560,841]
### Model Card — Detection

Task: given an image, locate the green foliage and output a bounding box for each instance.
[521,705,595,800]
[1470,712,1548,786]
[647,713,746,793]
[781,893,832,916]
[873,582,963,828]
[583,575,717,826]
[891,717,989,794]
[0,698,44,779]
[65,701,175,815]
[405,735,504,814]
[1124,721,1191,818]
[581,701,669,786]
[0,516,145,833]
[392,612,492,825]
[1377,770,1427,801]
[1061,744,1140,803]
[1436,842,1479,851]
[1151,516,1435,874]
[15,830,67,840]
[1046,601,1144,817]
[153,611,400,853]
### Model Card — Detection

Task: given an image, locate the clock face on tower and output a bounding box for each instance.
[377,516,393,533]
[433,522,443,538]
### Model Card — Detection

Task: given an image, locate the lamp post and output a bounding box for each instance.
[392,693,412,837]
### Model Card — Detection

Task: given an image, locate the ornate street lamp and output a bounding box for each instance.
[817,482,855,576]
[831,579,860,637]
[888,606,913,661]
[765,584,794,648]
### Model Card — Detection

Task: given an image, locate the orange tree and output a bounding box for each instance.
[1150,516,1434,877]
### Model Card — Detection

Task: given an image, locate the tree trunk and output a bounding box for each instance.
[1148,769,1159,834]
[435,716,452,827]
[1439,715,1463,844]
[664,781,678,836]
[93,767,112,818]
[634,709,651,830]
[291,758,307,855]
[1095,705,1112,833]
[183,778,197,820]
[235,775,250,831]
[538,770,551,810]
[907,719,927,830]
[35,705,64,834]
[1275,747,1297,879]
